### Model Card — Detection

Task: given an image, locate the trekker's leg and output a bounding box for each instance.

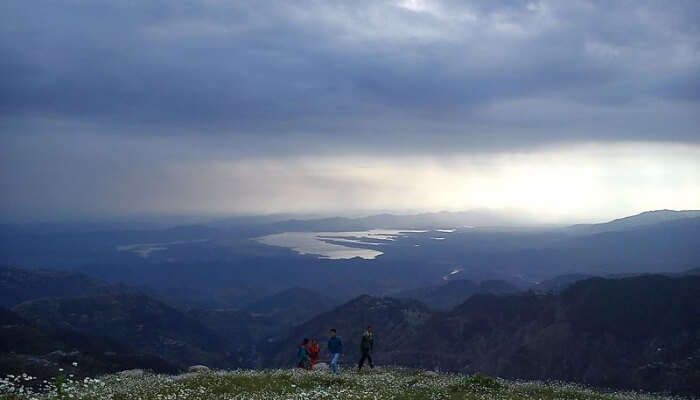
[368,353,374,368]
[358,352,366,370]
[331,353,340,374]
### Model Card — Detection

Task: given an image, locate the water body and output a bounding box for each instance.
[443,268,464,280]
[257,229,424,259]
[117,239,209,258]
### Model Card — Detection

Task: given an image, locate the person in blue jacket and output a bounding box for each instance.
[327,328,343,374]
[296,338,311,369]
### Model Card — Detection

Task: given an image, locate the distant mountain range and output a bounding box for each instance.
[210,208,700,233]
[257,210,533,232]
[569,209,700,234]
[1,209,698,299]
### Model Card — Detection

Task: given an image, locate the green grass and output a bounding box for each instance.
[0,368,685,400]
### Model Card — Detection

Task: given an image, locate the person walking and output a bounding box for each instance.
[327,328,343,374]
[358,326,374,371]
[296,338,311,370]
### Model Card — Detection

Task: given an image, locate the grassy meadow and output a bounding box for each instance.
[0,367,687,400]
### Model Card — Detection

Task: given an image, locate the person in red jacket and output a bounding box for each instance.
[307,338,321,368]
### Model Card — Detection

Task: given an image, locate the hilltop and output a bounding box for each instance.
[0,368,682,400]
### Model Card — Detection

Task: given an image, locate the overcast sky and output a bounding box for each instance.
[1,0,699,222]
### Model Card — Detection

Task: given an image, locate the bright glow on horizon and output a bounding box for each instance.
[161,142,700,223]
[2,140,698,223]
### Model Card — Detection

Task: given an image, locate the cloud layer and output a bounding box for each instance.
[1,0,699,219]
[2,0,699,148]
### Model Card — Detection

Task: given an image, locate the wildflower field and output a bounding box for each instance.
[0,368,687,400]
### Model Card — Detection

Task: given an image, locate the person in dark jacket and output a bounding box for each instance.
[327,328,343,374]
[296,338,311,369]
[358,326,374,370]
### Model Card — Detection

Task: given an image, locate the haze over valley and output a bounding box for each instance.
[1,209,700,395]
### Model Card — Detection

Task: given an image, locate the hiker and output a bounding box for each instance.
[308,338,321,367]
[358,325,374,370]
[296,338,311,370]
[327,328,343,374]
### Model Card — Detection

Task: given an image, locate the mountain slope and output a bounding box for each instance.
[531,273,597,293]
[186,308,284,367]
[0,265,112,307]
[244,287,339,327]
[392,275,700,394]
[267,295,433,367]
[12,291,236,369]
[570,209,700,234]
[496,216,700,280]
[0,265,299,371]
[0,306,177,379]
[394,279,520,310]
[246,287,337,314]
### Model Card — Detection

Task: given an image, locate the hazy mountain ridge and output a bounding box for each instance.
[244,287,340,328]
[260,210,532,232]
[245,287,338,315]
[493,215,700,280]
[0,265,114,307]
[393,279,520,310]
[569,210,700,234]
[2,210,698,299]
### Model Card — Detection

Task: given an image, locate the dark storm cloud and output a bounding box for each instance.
[1,0,699,151]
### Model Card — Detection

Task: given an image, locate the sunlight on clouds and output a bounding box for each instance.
[163,142,700,223]
[397,0,431,13]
